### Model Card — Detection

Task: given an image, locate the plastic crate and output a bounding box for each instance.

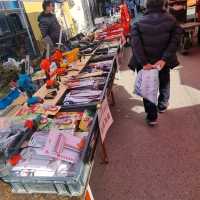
[1,105,96,197]
[4,162,92,197]
[11,182,27,193]
[11,183,57,194]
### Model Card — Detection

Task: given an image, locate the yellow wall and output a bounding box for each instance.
[23,0,77,44]
[62,2,78,36]
[23,1,43,41]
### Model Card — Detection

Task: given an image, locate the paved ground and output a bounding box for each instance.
[90,47,200,200]
[1,47,200,200]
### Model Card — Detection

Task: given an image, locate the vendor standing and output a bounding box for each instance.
[38,0,69,48]
[130,0,182,126]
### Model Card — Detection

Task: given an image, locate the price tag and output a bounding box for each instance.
[98,97,114,142]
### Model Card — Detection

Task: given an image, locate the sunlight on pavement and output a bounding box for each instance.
[114,67,200,114]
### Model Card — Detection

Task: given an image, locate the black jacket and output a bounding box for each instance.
[129,8,183,71]
[38,12,67,46]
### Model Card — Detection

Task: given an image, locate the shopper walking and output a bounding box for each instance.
[38,0,69,48]
[130,0,182,126]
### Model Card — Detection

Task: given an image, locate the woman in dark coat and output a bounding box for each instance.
[38,0,68,47]
[130,0,183,126]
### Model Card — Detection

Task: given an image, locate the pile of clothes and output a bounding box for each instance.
[63,89,102,105]
[10,109,95,177]
[0,118,25,151]
[62,60,113,106]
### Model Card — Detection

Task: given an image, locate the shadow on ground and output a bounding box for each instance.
[91,46,200,200]
[91,82,200,200]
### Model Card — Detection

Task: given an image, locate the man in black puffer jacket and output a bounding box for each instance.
[38,0,68,47]
[130,0,183,126]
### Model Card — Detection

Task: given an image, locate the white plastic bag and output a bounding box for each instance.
[134,69,159,105]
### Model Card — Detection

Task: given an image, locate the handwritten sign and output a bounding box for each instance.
[98,97,113,142]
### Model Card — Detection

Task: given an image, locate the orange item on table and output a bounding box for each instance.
[63,48,79,64]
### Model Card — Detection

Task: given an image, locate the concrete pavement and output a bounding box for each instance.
[91,47,200,200]
[0,47,200,200]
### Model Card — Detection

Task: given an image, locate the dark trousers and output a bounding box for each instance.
[198,27,200,45]
[143,67,170,121]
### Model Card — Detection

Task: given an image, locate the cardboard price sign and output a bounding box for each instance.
[98,97,113,142]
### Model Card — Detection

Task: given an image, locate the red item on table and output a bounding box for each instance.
[51,50,63,62]
[40,58,51,72]
[8,154,22,166]
[24,120,34,129]
[103,23,123,32]
[120,3,131,36]
[56,68,65,76]
[46,79,56,87]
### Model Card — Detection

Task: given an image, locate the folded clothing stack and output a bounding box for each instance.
[89,54,114,63]
[54,110,94,133]
[11,130,84,177]
[65,77,106,90]
[81,66,105,74]
[42,129,85,163]
[11,147,78,177]
[53,111,83,131]
[0,118,25,151]
[88,60,113,72]
[11,109,95,177]
[94,47,118,56]
[98,42,119,50]
[63,89,102,105]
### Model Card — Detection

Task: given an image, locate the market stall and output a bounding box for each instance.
[0,26,121,199]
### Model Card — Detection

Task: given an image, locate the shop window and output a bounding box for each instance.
[0,14,11,36]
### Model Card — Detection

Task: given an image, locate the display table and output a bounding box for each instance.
[34,83,67,105]
[32,55,92,106]
[0,33,121,200]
